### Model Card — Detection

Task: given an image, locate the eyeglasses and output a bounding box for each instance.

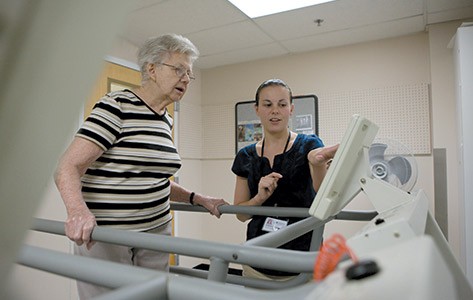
[159,63,195,81]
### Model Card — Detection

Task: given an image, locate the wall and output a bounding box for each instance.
[194,32,432,240]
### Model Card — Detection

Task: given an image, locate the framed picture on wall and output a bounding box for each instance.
[234,94,318,154]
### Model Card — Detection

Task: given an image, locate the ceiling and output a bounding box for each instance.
[120,0,473,69]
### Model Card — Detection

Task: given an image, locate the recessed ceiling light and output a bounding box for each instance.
[228,0,335,18]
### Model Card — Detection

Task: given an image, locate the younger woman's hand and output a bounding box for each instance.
[308,144,339,169]
[255,172,283,204]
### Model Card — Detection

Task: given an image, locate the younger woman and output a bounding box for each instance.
[232,79,337,280]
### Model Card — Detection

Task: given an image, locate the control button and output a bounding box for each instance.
[345,260,380,280]
[375,218,385,225]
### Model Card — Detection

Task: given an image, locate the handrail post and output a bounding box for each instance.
[207,257,229,282]
[309,224,325,251]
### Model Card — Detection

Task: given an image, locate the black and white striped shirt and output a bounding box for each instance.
[76,90,181,231]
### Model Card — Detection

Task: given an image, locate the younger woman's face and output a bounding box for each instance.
[255,85,294,134]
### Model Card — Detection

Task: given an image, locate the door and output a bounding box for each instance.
[86,61,140,116]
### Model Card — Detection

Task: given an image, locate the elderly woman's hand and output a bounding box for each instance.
[194,194,228,218]
[65,207,97,249]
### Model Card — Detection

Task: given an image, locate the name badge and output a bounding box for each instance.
[262,217,288,232]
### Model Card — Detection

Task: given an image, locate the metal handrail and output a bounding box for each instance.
[31,218,318,274]
[30,204,376,274]
[17,245,318,300]
[29,205,376,283]
[22,205,377,298]
[170,202,378,220]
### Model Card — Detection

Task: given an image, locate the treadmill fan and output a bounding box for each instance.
[368,138,418,192]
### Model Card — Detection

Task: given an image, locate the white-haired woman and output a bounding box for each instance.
[55,34,227,298]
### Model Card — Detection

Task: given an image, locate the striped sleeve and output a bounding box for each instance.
[77,96,123,150]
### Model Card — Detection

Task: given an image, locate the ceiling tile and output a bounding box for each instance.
[195,43,288,69]
[122,0,247,46]
[282,16,425,53]
[254,0,424,41]
[427,0,473,13]
[427,5,473,24]
[187,20,276,56]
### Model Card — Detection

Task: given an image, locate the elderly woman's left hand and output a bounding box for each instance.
[194,194,228,218]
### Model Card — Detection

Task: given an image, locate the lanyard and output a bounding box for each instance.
[260,131,291,173]
[260,131,291,210]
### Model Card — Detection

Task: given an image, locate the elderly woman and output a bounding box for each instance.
[55,34,227,298]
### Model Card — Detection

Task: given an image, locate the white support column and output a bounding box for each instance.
[451,23,473,287]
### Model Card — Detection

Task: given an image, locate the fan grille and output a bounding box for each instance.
[368,138,418,192]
